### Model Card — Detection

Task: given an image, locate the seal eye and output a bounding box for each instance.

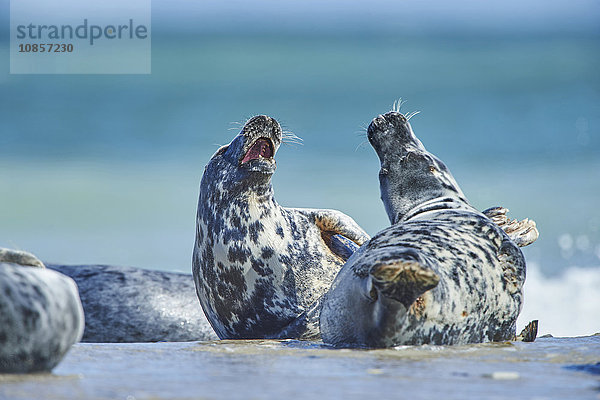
[429,166,437,173]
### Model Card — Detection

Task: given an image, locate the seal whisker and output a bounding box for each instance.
[282,138,304,146]
[392,99,406,113]
[228,120,246,133]
[355,125,368,139]
[355,140,369,152]
[282,131,304,146]
[281,140,304,147]
[405,111,421,121]
[282,131,303,140]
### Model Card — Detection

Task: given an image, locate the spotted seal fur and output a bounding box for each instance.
[192,115,369,339]
[47,264,218,342]
[0,248,83,372]
[320,111,531,347]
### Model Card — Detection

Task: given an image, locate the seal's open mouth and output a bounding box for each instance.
[241,138,274,164]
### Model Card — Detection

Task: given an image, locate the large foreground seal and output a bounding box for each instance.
[193,115,369,339]
[48,264,218,342]
[320,111,530,347]
[0,249,83,372]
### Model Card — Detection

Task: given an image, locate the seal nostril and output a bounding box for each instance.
[383,112,406,124]
[246,115,271,130]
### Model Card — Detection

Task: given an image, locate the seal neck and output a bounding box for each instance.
[396,196,474,223]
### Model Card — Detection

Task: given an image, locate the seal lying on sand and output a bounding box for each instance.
[193,115,369,339]
[48,264,218,342]
[320,111,532,348]
[0,249,83,373]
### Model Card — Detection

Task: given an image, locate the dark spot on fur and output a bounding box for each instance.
[275,225,285,238]
[228,245,250,264]
[248,221,264,244]
[261,247,274,259]
[250,257,272,277]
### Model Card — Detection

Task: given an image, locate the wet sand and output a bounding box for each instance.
[1,336,598,400]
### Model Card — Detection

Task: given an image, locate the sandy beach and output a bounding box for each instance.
[1,336,599,400]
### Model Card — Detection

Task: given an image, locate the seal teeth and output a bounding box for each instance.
[241,138,274,163]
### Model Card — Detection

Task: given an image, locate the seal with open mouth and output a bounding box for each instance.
[192,115,369,339]
[320,111,533,347]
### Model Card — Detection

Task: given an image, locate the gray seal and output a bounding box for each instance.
[320,111,532,347]
[192,115,369,340]
[0,249,83,373]
[47,264,218,342]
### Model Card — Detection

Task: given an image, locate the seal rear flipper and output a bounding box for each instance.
[514,319,538,342]
[0,248,45,268]
[370,260,439,308]
[483,207,539,247]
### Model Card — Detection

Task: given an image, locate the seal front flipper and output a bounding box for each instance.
[290,208,370,261]
[291,208,370,245]
[329,234,360,261]
[483,207,539,247]
[277,298,323,340]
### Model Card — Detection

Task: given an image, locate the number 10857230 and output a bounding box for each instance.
[18,43,74,53]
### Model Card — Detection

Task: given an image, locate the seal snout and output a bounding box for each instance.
[242,115,282,142]
[367,112,408,142]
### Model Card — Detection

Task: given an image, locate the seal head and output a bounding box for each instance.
[211,115,281,196]
[368,111,539,247]
[368,111,469,225]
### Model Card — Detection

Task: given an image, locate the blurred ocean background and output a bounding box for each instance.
[1,0,599,337]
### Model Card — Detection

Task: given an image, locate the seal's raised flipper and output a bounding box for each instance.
[0,248,45,268]
[483,207,539,247]
[370,260,440,308]
[292,208,370,246]
[291,208,370,261]
[514,319,538,342]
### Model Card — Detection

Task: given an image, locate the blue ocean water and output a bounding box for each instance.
[1,32,599,335]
